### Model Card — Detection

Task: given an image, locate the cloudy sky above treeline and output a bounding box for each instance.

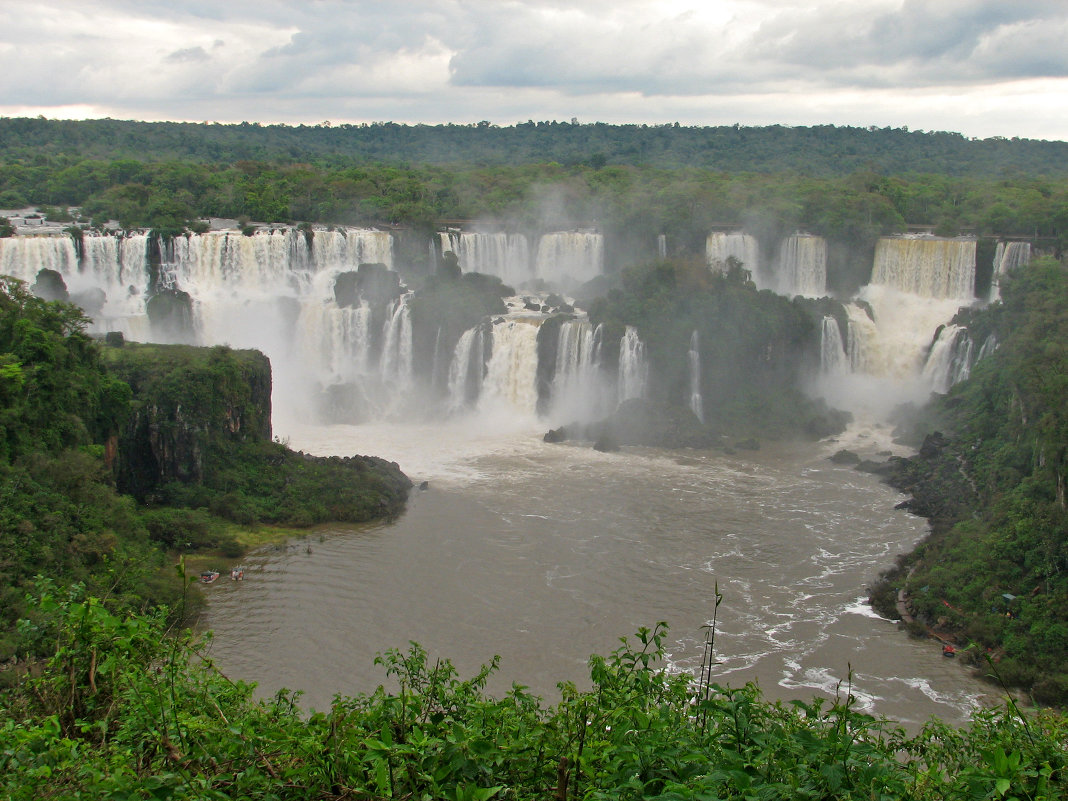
[3,0,1067,141]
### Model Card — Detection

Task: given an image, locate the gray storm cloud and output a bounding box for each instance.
[1,0,1067,139]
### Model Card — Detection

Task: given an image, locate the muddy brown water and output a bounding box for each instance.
[202,421,995,726]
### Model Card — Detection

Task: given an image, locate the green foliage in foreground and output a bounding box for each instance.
[874,258,1068,705]
[2,591,1066,801]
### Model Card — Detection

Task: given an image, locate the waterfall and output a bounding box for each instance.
[820,316,848,376]
[922,325,974,394]
[533,232,603,287]
[439,231,531,287]
[0,232,151,338]
[159,228,399,399]
[479,318,541,416]
[829,235,979,405]
[379,294,413,388]
[845,305,879,374]
[0,234,78,281]
[688,330,704,423]
[447,325,487,412]
[430,326,446,394]
[13,225,400,423]
[84,233,151,338]
[977,333,998,362]
[871,236,976,300]
[311,228,393,270]
[618,326,648,403]
[299,301,375,384]
[706,232,758,274]
[657,234,668,260]
[775,234,826,297]
[989,241,1031,301]
[551,320,605,422]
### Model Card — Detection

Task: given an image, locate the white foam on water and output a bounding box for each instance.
[844,597,883,620]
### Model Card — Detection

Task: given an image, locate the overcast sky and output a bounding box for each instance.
[3,0,1067,141]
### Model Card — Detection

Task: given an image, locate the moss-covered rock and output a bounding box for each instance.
[103,342,410,526]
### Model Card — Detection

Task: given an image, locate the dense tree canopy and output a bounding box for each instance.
[4,119,1068,260]
[3,117,1068,176]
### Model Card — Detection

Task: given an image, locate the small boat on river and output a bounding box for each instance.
[200,570,220,584]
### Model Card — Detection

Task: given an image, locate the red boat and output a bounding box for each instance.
[200,570,220,584]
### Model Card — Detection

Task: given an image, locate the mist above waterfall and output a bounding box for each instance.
[0,222,1011,438]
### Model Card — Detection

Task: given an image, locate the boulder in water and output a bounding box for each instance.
[829,449,861,465]
[334,271,360,308]
[605,398,716,449]
[855,458,905,478]
[543,426,569,443]
[31,268,69,302]
[356,263,402,305]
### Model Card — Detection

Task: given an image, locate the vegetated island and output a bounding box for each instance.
[0,274,411,661]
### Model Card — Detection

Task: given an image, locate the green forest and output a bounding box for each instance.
[3,117,1068,175]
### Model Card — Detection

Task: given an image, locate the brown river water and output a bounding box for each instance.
[202,419,997,726]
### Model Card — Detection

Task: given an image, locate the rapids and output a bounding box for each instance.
[202,419,997,726]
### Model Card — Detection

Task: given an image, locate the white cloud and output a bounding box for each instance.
[1,0,1066,140]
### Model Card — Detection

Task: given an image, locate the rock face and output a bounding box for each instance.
[31,268,69,302]
[107,344,272,500]
[334,263,402,308]
[857,431,975,527]
[105,342,411,525]
[146,288,195,344]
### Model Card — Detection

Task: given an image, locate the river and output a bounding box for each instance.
[202,417,995,726]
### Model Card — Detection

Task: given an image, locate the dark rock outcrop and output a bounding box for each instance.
[146,288,195,344]
[108,344,272,499]
[829,449,861,465]
[31,268,69,302]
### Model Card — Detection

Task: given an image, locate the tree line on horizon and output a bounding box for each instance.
[2,116,1067,176]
